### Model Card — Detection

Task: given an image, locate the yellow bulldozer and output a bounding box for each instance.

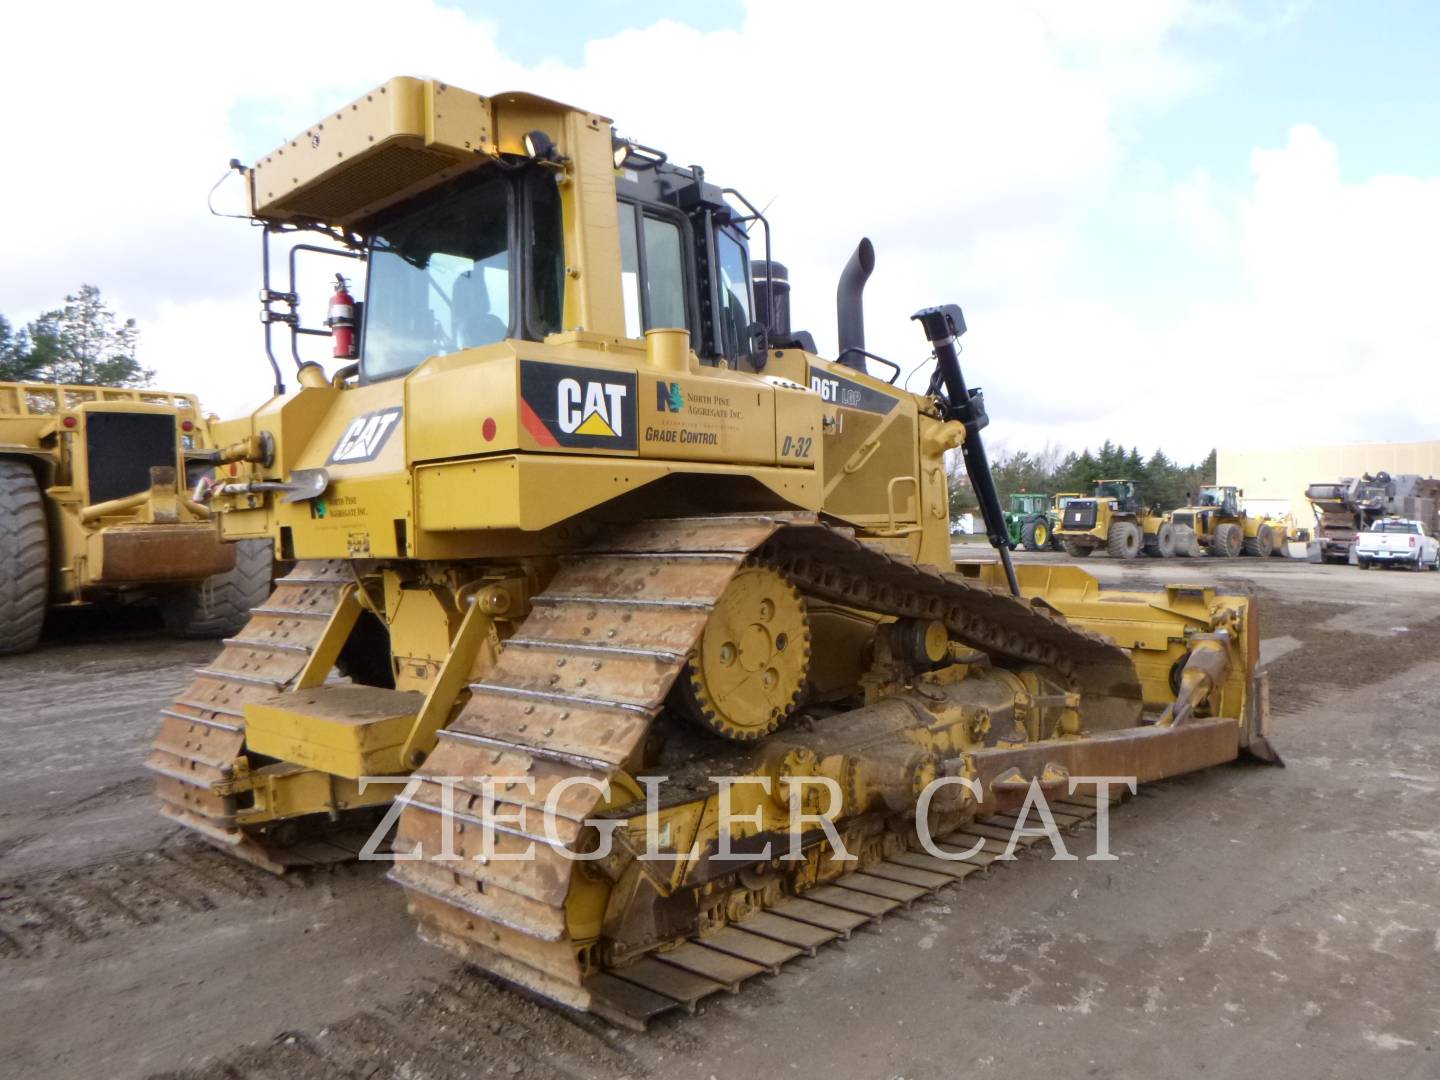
[1052,478,1172,559]
[0,381,273,653]
[149,77,1277,1027]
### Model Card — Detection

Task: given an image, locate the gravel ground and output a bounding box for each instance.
[1,553,1437,1080]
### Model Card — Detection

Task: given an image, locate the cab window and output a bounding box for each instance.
[363,174,512,381]
[715,228,753,362]
[527,171,565,339]
[617,202,690,339]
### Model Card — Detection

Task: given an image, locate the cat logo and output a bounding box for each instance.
[327,406,403,464]
[558,378,628,437]
[519,360,637,451]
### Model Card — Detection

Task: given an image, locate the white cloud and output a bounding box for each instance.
[0,1,1432,463]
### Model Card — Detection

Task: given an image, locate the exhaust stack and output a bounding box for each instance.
[836,238,874,371]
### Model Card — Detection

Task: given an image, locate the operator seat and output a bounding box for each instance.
[453,266,507,348]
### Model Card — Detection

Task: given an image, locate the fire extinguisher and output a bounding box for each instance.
[326,273,358,359]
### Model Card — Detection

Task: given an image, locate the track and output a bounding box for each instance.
[578,790,1126,1029]
[390,513,1144,1019]
[146,560,359,870]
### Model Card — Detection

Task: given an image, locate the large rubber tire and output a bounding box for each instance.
[1242,524,1274,558]
[1143,522,1175,558]
[1107,520,1142,559]
[161,539,274,639]
[0,459,49,655]
[1050,526,1065,551]
[1021,518,1048,552]
[1209,523,1242,558]
[1357,557,1371,570]
[1062,539,1092,558]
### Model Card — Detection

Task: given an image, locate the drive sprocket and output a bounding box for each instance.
[673,562,811,741]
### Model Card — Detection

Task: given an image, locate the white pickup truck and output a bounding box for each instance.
[1354,519,1440,570]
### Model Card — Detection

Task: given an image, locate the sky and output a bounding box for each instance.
[1,0,1436,463]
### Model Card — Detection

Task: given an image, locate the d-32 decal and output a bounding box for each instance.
[808,365,899,415]
[519,360,637,451]
[327,406,403,464]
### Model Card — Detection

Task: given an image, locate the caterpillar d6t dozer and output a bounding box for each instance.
[150,77,1278,1027]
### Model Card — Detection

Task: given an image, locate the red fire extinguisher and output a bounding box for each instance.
[326,273,358,359]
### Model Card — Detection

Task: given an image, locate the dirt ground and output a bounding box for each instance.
[2,553,1438,1080]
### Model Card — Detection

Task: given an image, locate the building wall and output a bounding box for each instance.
[1218,441,1440,527]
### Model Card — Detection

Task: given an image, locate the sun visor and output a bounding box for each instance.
[249,77,494,228]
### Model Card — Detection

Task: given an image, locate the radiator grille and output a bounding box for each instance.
[85,412,177,504]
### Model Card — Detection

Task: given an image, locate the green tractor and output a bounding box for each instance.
[1004,492,1060,551]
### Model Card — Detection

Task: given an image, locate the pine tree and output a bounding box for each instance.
[0,316,44,382]
[23,285,152,387]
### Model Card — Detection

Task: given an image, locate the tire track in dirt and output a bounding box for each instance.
[0,837,363,959]
[1252,592,1440,714]
[147,967,643,1080]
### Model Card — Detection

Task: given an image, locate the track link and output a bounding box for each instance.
[585,790,1125,1029]
[389,513,1143,1018]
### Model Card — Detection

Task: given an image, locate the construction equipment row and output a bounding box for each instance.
[1050,480,1293,560]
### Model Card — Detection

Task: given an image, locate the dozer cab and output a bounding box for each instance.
[1053,478,1171,559]
[149,77,1277,1026]
[1167,484,1289,558]
[0,382,273,653]
[1003,492,1059,551]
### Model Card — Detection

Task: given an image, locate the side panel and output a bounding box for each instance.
[807,357,920,526]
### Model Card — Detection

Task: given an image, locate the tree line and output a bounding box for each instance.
[949,440,1218,518]
[1,284,152,387]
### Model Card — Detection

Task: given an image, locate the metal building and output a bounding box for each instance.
[1219,440,1440,526]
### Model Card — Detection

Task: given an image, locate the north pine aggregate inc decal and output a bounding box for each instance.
[520,360,637,451]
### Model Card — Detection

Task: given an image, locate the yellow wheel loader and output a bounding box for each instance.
[1052,479,1172,559]
[1166,485,1290,559]
[0,382,273,653]
[149,78,1278,1026]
